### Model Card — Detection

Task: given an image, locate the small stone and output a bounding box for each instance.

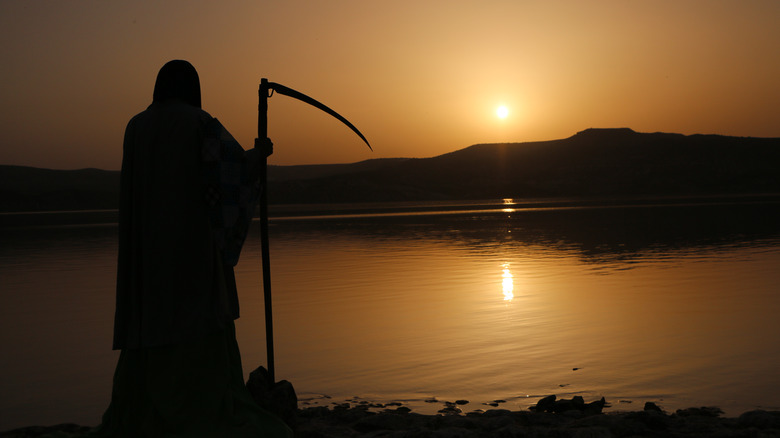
[585,397,607,415]
[675,406,723,417]
[532,395,557,412]
[644,402,664,413]
[455,399,469,405]
[438,405,463,415]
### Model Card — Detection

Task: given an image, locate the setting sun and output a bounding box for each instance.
[496,105,509,119]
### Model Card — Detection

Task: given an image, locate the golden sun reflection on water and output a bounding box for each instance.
[502,198,516,214]
[502,263,514,302]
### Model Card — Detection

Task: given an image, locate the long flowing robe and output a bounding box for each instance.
[113,100,252,350]
[93,100,291,437]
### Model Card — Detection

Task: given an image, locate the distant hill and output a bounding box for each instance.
[1,128,779,212]
[267,128,780,203]
[0,165,119,212]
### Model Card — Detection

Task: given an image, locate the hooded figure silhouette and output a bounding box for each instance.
[91,60,290,437]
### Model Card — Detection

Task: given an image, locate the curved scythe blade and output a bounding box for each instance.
[267,81,372,150]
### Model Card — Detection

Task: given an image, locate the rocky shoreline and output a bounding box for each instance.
[4,397,780,438]
[293,403,780,438]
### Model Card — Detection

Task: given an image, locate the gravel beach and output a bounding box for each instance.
[4,400,780,438]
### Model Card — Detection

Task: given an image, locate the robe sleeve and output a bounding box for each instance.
[201,117,261,266]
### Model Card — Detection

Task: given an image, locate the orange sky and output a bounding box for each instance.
[1,0,778,170]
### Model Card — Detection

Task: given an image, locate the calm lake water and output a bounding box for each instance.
[1,197,780,430]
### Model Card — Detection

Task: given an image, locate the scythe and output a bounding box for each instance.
[256,78,371,383]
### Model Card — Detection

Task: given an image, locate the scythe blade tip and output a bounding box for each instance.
[267,81,372,151]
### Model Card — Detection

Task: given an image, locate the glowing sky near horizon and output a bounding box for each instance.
[1,0,778,170]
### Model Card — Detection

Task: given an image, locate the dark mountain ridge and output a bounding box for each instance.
[268,128,780,203]
[0,165,119,212]
[1,128,778,212]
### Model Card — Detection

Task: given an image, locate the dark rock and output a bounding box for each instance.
[584,397,607,415]
[9,405,778,438]
[245,366,298,429]
[438,402,463,415]
[432,414,478,430]
[381,405,412,415]
[455,399,469,405]
[532,395,557,412]
[352,412,410,432]
[738,410,780,429]
[552,395,584,413]
[675,406,723,417]
[333,406,373,423]
[482,409,513,417]
[298,406,330,418]
[531,395,606,415]
[624,410,672,431]
[644,401,665,413]
[579,416,646,438]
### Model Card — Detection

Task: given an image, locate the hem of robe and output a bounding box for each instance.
[88,321,291,438]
